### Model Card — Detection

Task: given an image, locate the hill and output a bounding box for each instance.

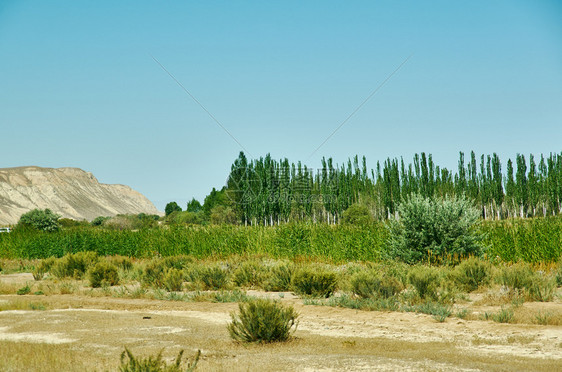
[0,166,161,225]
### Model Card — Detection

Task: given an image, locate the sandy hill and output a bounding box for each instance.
[0,166,162,225]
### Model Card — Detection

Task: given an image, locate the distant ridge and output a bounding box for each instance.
[0,166,162,225]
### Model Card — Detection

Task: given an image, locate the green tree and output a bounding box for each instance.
[186,198,202,212]
[164,201,182,216]
[18,209,61,232]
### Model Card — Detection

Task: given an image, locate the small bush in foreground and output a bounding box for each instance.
[119,347,200,372]
[228,298,298,343]
[88,261,119,288]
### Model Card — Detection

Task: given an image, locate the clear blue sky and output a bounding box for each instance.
[1,1,561,211]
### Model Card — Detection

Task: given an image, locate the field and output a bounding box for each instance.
[0,254,561,371]
[1,216,562,263]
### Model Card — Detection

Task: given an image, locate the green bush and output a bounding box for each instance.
[387,194,483,263]
[453,257,491,292]
[88,261,120,288]
[291,267,338,298]
[350,271,403,299]
[264,262,295,292]
[233,260,268,288]
[199,265,230,290]
[407,265,441,300]
[17,284,31,295]
[342,203,373,225]
[119,347,200,372]
[228,298,298,343]
[163,268,184,292]
[142,259,167,288]
[51,251,99,279]
[17,209,61,232]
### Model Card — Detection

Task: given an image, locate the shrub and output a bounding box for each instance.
[492,306,514,323]
[228,298,298,343]
[342,203,373,225]
[107,255,134,271]
[291,267,338,298]
[407,265,441,300]
[142,259,167,288]
[17,284,31,295]
[119,347,200,372]
[88,261,119,288]
[264,262,295,292]
[51,251,99,279]
[91,216,110,226]
[556,263,562,287]
[162,255,193,270]
[32,257,56,280]
[387,194,483,263]
[350,271,403,299]
[497,263,534,290]
[199,265,230,290]
[525,273,556,302]
[17,209,61,232]
[233,261,268,288]
[163,268,184,292]
[453,257,491,292]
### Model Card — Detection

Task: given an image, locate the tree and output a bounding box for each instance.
[18,209,61,232]
[186,198,202,213]
[164,202,182,216]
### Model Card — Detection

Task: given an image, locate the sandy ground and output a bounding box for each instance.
[0,273,561,371]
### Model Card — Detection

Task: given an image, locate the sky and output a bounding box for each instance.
[1,1,561,211]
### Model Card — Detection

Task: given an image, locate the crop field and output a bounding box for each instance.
[0,253,561,371]
[1,216,562,263]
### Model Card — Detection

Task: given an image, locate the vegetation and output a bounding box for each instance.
[291,266,338,298]
[228,298,298,343]
[88,260,119,288]
[119,348,200,372]
[17,208,61,232]
[387,194,483,263]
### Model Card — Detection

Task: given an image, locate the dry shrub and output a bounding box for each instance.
[228,298,298,343]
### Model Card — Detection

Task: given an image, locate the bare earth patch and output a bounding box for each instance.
[0,290,560,371]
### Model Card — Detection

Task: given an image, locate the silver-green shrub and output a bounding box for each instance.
[387,194,483,263]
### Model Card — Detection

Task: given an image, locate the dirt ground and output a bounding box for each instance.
[0,273,561,371]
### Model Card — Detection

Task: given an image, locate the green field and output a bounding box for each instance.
[2,217,560,263]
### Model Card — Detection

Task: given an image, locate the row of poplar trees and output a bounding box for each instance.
[225,151,562,225]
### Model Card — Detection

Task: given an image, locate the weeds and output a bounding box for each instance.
[119,347,200,372]
[228,298,298,343]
